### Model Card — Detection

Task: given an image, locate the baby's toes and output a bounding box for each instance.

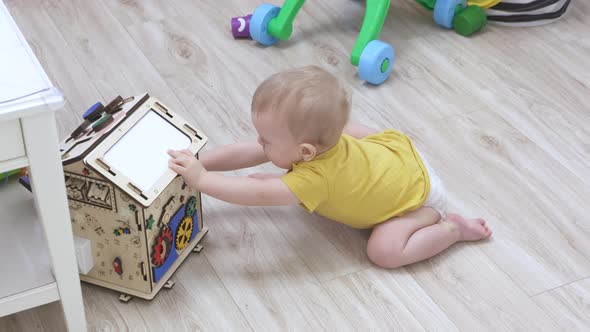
[476,218,486,226]
[472,224,491,239]
[484,228,493,238]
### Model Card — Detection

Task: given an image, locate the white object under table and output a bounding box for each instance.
[0,1,87,330]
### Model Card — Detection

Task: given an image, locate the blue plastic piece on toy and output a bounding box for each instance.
[152,204,200,283]
[249,3,280,46]
[358,40,395,86]
[189,209,199,243]
[434,0,466,29]
[82,102,104,120]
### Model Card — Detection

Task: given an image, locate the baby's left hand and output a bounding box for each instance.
[167,149,206,188]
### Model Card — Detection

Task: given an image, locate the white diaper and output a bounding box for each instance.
[418,152,447,220]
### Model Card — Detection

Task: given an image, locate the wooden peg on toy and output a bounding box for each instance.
[104,96,124,114]
[69,102,104,140]
[231,14,252,38]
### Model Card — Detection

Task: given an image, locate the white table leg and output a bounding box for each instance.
[21,112,87,332]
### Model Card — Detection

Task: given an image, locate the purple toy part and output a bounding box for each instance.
[231,14,252,38]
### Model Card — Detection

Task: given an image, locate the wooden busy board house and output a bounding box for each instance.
[25,94,208,301]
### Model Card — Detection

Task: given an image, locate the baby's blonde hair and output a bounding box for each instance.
[252,66,351,149]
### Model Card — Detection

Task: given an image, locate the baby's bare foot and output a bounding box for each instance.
[445,213,492,241]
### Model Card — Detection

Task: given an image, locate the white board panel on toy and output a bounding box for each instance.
[85,97,208,206]
[103,111,191,192]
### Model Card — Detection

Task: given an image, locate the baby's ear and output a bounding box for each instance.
[299,143,317,162]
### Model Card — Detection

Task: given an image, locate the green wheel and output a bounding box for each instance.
[453,5,487,36]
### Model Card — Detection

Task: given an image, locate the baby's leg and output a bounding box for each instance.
[367,207,492,269]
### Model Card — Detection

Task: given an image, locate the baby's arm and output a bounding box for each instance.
[168,149,298,206]
[200,141,268,172]
[343,123,379,139]
[199,172,298,206]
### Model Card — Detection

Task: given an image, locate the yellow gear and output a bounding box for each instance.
[175,216,193,250]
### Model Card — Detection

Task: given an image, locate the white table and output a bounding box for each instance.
[0,1,87,330]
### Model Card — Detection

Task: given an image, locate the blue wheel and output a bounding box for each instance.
[249,4,280,46]
[358,40,395,86]
[434,0,466,29]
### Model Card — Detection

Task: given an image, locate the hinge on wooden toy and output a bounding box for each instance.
[96,158,116,176]
[153,102,172,118]
[127,183,148,200]
[183,124,203,140]
[140,262,147,281]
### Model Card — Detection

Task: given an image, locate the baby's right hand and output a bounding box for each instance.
[167,149,207,189]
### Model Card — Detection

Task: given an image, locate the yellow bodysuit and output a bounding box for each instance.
[282,130,430,229]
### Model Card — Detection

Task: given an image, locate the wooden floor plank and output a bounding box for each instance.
[198,202,353,330]
[324,268,458,331]
[397,109,590,296]
[105,251,252,332]
[408,1,590,187]
[264,207,372,282]
[0,244,253,332]
[407,243,559,331]
[533,277,590,331]
[102,0,181,27]
[41,0,186,126]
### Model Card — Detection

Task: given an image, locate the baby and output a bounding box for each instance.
[168,66,491,269]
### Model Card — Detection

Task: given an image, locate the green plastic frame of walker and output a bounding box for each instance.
[266,0,391,66]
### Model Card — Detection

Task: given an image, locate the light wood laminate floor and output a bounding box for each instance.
[2,0,589,331]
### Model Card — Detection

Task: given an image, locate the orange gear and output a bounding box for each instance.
[151,226,173,267]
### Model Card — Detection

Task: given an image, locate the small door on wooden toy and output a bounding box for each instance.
[84,97,208,206]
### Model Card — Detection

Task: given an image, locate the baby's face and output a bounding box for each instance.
[252,112,302,169]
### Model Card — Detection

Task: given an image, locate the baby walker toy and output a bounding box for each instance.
[232,0,491,85]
